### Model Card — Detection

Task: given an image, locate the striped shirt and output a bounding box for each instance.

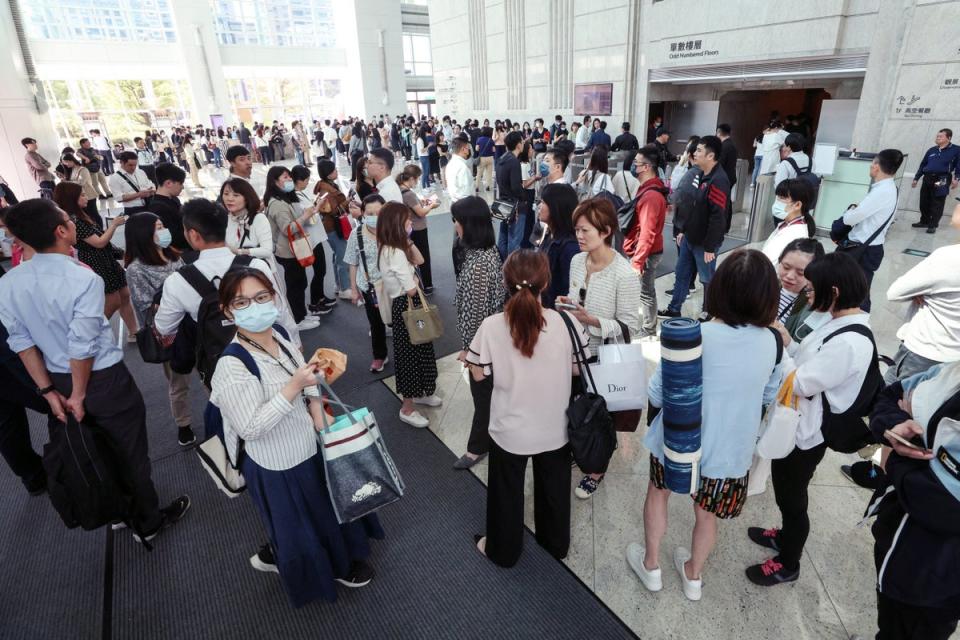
[210,332,320,471]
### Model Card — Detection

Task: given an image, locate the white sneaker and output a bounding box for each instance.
[626,543,662,592]
[338,290,354,300]
[673,547,702,601]
[297,316,321,331]
[414,394,443,407]
[399,410,429,428]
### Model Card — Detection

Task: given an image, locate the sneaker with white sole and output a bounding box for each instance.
[369,357,388,372]
[250,544,279,574]
[335,560,375,588]
[133,495,191,544]
[414,394,443,407]
[673,546,702,601]
[626,543,662,592]
[338,290,354,300]
[297,316,321,331]
[574,475,602,499]
[399,410,429,428]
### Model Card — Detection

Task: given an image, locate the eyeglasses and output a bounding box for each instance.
[230,290,273,310]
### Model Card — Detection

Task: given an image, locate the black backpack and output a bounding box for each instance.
[820,324,884,453]
[785,157,822,208]
[178,255,253,388]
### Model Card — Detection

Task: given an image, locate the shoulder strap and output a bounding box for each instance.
[557,310,597,393]
[230,254,254,270]
[860,189,900,248]
[220,342,261,379]
[179,264,217,298]
[767,326,783,364]
[785,157,803,174]
[116,171,140,192]
[356,228,374,290]
[272,323,290,341]
[823,323,878,355]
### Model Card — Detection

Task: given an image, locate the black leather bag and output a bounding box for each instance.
[135,305,171,363]
[559,312,617,474]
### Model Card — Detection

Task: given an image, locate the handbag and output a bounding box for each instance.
[135,305,171,363]
[832,190,898,256]
[592,342,648,412]
[402,286,443,345]
[338,214,353,239]
[490,197,519,223]
[316,380,404,524]
[756,371,801,460]
[559,311,617,474]
[286,220,315,267]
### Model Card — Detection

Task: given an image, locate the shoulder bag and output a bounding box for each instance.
[116,171,152,207]
[358,228,391,326]
[402,285,443,345]
[287,219,315,267]
[832,189,899,257]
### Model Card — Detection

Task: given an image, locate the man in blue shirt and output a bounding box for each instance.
[911,128,960,233]
[585,120,612,152]
[0,198,189,543]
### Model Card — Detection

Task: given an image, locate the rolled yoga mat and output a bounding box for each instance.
[660,317,703,494]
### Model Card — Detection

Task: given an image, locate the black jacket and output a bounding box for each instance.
[496,153,525,201]
[719,138,738,186]
[654,140,677,171]
[611,132,639,152]
[149,195,188,251]
[681,166,729,253]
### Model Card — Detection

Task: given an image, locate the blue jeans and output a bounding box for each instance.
[295,148,304,166]
[496,210,529,261]
[751,155,763,185]
[213,147,223,168]
[326,232,350,292]
[668,236,715,313]
[419,156,432,187]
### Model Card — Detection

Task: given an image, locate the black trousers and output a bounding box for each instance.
[770,443,827,572]
[308,242,328,307]
[361,290,388,360]
[49,362,162,532]
[485,440,571,568]
[277,256,308,323]
[876,590,958,640]
[466,375,493,456]
[855,244,885,313]
[410,228,433,289]
[918,177,947,228]
[0,361,48,492]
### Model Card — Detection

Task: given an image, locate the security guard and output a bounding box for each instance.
[911,128,960,233]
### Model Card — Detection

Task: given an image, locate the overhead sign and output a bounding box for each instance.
[667,38,719,61]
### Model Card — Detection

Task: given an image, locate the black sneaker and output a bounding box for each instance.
[319,296,338,308]
[665,284,696,295]
[911,222,928,228]
[926,227,937,234]
[335,560,375,588]
[657,308,681,319]
[745,557,799,586]
[178,426,196,447]
[747,526,781,551]
[840,461,884,490]
[250,544,279,574]
[308,303,334,316]
[133,495,191,544]
[25,478,47,497]
[423,287,434,296]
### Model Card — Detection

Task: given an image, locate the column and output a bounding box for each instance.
[169,0,232,125]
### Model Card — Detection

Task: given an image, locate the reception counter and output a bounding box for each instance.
[813,152,908,232]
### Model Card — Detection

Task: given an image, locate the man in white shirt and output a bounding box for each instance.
[542,149,569,185]
[575,117,591,151]
[774,133,810,190]
[108,151,154,215]
[91,128,114,174]
[323,120,338,161]
[445,138,475,201]
[841,148,904,311]
[155,199,298,348]
[366,149,403,203]
[133,137,157,184]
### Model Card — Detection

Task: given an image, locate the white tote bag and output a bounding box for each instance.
[589,342,647,411]
[756,372,801,460]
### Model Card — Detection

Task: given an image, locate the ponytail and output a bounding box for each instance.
[502,250,551,358]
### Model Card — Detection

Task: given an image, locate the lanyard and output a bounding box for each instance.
[237,333,297,377]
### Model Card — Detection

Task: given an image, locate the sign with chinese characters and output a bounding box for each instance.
[668,38,719,61]
[942,77,960,89]
[893,94,932,118]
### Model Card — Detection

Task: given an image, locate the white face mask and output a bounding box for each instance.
[771,199,788,219]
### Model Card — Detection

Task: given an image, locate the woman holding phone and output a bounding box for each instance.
[396,164,441,294]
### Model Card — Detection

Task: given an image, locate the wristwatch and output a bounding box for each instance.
[37,384,55,396]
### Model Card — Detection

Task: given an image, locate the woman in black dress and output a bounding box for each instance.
[52,181,139,339]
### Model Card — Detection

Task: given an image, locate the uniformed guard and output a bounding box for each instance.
[911,128,960,233]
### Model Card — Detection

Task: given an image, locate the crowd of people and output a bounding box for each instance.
[1,108,958,640]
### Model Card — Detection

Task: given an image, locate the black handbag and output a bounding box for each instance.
[559,311,617,474]
[135,305,172,363]
[832,189,898,256]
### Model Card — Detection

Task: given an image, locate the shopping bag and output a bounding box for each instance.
[287,221,315,267]
[402,286,443,345]
[747,454,771,496]
[308,348,348,384]
[756,372,801,460]
[373,280,392,326]
[316,381,404,524]
[590,343,647,411]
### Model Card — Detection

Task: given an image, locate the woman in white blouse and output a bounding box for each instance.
[557,197,642,500]
[574,147,615,198]
[209,268,384,607]
[376,201,440,428]
[761,178,815,264]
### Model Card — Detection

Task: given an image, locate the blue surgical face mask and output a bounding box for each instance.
[281,181,295,193]
[156,228,172,248]
[364,214,377,228]
[232,301,280,333]
[771,199,788,219]
[630,165,639,177]
[539,162,549,176]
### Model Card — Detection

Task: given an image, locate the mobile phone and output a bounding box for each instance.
[884,429,929,452]
[556,302,578,310]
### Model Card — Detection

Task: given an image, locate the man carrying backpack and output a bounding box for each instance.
[0,199,189,542]
[154,199,298,388]
[622,147,668,338]
[773,135,812,218]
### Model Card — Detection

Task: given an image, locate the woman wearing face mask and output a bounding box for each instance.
[343,194,389,372]
[773,238,826,343]
[396,164,441,293]
[537,183,580,308]
[264,166,322,332]
[290,164,337,315]
[376,202,440,428]
[761,179,815,265]
[124,212,195,447]
[314,160,352,299]
[210,269,384,607]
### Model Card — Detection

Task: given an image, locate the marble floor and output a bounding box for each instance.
[382,209,959,640]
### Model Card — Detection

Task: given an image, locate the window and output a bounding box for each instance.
[19,0,177,43]
[211,0,336,48]
[402,33,432,77]
[226,77,343,125]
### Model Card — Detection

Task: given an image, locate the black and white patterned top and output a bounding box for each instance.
[455,247,506,350]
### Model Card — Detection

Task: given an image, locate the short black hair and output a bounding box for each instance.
[875,148,904,175]
[621,122,630,131]
[20,137,36,147]
[539,183,578,238]
[716,123,731,135]
[505,131,524,151]
[553,139,575,157]
[704,248,780,327]
[134,136,143,143]
[636,146,660,169]
[778,237,825,264]
[181,198,228,243]
[290,164,311,183]
[118,151,137,163]
[369,148,394,171]
[698,135,722,161]
[599,121,607,130]
[4,198,66,251]
[451,197,496,250]
[155,162,185,186]
[226,145,250,163]
[804,252,869,312]
[784,133,805,153]
[545,149,569,172]
[939,128,953,139]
